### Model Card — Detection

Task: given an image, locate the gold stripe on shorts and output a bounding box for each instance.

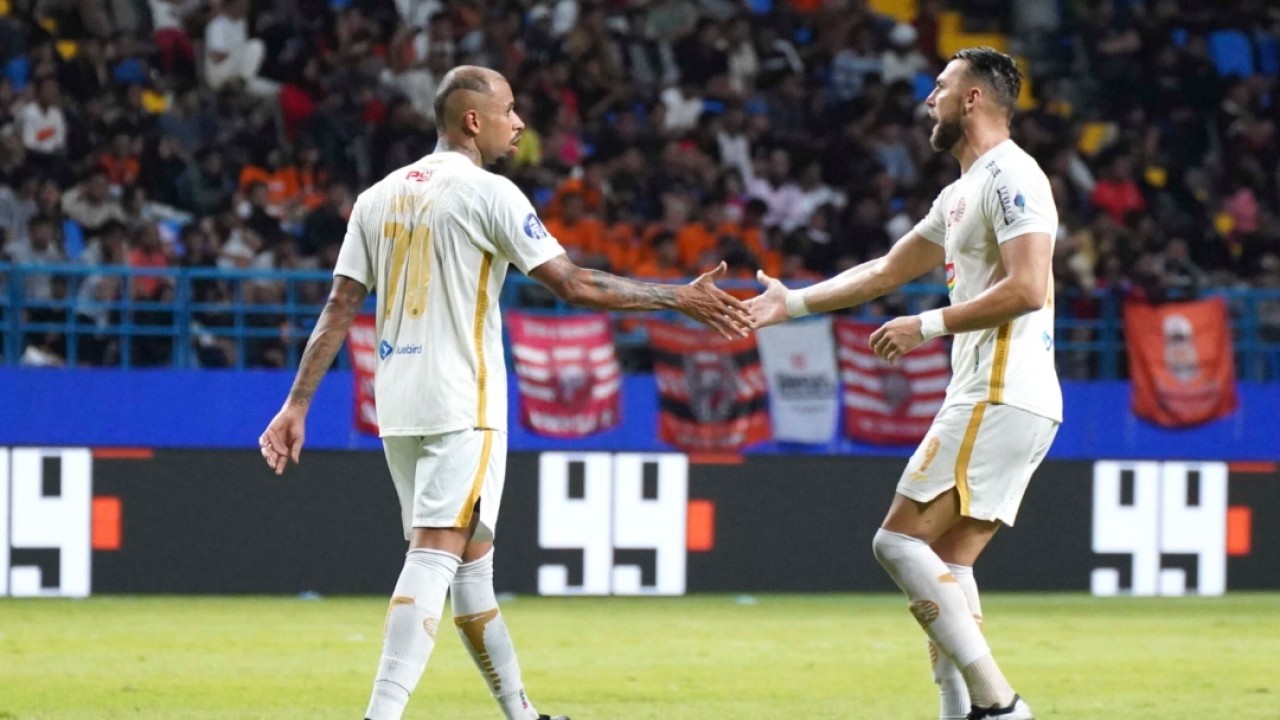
[954,403,987,516]
[987,323,1012,403]
[454,430,495,528]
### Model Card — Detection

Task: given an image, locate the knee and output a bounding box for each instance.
[453,548,495,585]
[872,527,925,568]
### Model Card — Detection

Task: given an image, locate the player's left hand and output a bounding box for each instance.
[259,404,307,475]
[869,316,924,364]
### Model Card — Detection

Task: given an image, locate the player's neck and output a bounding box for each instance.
[434,138,483,167]
[952,124,1011,174]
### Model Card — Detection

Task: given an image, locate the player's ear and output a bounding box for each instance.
[462,108,480,136]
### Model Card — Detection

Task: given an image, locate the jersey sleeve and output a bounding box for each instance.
[911,192,947,245]
[985,162,1058,244]
[333,191,376,291]
[484,177,566,275]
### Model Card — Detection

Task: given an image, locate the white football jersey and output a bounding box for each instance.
[912,139,1063,423]
[334,152,565,435]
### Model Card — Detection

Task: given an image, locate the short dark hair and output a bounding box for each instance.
[952,47,1021,115]
[433,69,495,130]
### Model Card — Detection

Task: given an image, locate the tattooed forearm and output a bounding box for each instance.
[287,278,368,407]
[579,269,679,311]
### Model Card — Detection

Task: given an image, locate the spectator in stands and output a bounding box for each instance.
[1090,154,1146,224]
[128,223,172,300]
[204,0,278,98]
[747,147,803,231]
[177,148,234,216]
[63,168,127,235]
[18,77,68,175]
[11,216,66,301]
[633,230,685,279]
[543,190,607,267]
[881,23,929,85]
[0,169,38,247]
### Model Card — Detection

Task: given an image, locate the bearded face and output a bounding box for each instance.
[930,111,964,152]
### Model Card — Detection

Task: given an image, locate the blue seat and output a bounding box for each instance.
[1256,32,1279,76]
[913,71,934,102]
[1208,29,1255,77]
[4,54,29,91]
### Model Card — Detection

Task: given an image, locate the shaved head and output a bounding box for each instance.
[430,65,524,166]
[434,65,503,132]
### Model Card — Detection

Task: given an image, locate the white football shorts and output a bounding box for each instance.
[382,428,508,542]
[896,402,1059,526]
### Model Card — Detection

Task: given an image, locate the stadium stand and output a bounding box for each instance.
[0,0,1278,377]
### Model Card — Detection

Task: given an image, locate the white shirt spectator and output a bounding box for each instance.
[746,176,805,231]
[205,13,248,59]
[660,86,703,133]
[19,102,66,154]
[716,129,752,182]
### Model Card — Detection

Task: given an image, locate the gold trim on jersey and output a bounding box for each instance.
[954,402,987,516]
[454,429,494,528]
[987,323,1012,403]
[473,251,494,427]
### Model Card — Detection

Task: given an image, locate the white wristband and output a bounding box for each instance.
[918,309,949,341]
[785,289,811,318]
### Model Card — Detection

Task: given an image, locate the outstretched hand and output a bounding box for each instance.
[869,315,925,364]
[259,404,306,475]
[678,261,754,339]
[744,270,791,329]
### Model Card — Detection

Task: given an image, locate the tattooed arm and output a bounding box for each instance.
[528,254,752,338]
[259,275,368,474]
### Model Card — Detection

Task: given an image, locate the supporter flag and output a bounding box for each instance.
[508,312,621,438]
[346,314,380,436]
[1125,298,1238,427]
[648,319,770,451]
[756,318,839,443]
[835,318,950,445]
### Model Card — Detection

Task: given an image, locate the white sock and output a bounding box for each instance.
[932,564,982,719]
[452,549,540,720]
[365,548,460,720]
[872,530,1013,708]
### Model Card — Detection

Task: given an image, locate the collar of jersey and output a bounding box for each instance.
[965,138,1014,175]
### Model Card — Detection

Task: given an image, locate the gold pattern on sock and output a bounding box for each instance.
[909,599,941,628]
[939,572,958,583]
[423,617,438,639]
[928,640,939,668]
[454,608,501,691]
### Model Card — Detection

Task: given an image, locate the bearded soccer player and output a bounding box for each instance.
[748,48,1060,720]
[258,65,752,720]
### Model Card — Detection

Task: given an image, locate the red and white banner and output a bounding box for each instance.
[835,319,950,445]
[648,319,771,451]
[508,312,621,438]
[347,314,380,436]
[1125,298,1238,427]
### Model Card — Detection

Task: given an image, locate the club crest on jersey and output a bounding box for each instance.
[523,213,548,240]
[945,262,956,292]
[947,197,966,227]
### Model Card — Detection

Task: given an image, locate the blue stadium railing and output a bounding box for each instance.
[2,263,1279,380]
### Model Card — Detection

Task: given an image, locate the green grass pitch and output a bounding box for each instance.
[2,593,1277,719]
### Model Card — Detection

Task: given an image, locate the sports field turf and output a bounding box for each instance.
[1,593,1276,719]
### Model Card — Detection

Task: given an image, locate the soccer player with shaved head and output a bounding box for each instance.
[258,65,752,720]
[748,48,1060,719]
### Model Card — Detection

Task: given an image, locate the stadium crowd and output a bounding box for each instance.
[0,0,1279,371]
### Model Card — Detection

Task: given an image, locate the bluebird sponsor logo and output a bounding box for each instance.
[523,213,548,239]
[1042,330,1053,351]
[1014,192,1026,211]
[382,343,423,360]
